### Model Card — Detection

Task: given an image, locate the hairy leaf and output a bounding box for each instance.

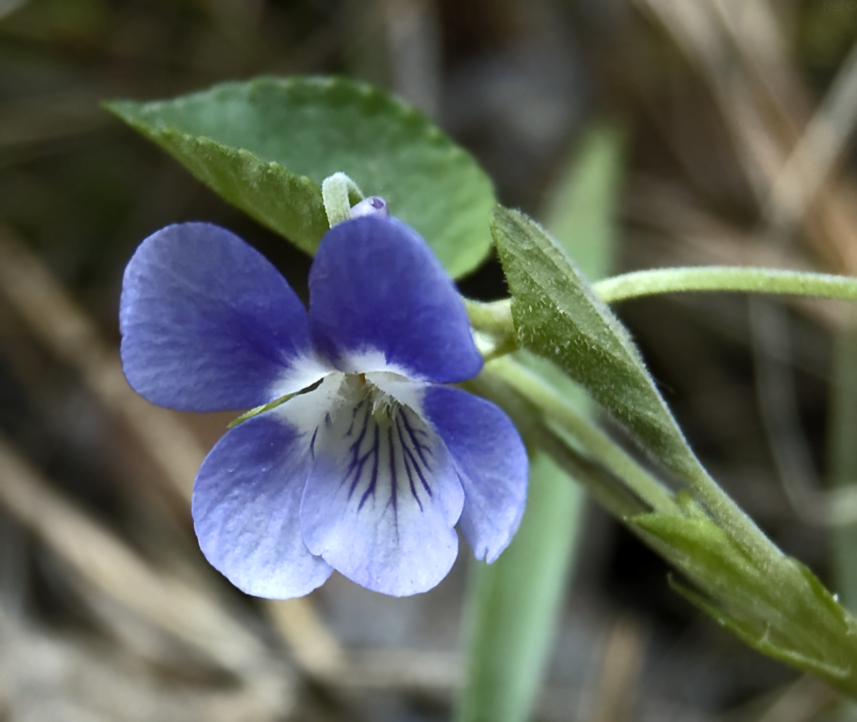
[492,205,697,479]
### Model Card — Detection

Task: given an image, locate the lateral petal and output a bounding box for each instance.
[421,386,528,563]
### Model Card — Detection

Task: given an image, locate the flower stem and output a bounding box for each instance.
[487,356,680,516]
[465,299,517,362]
[464,372,648,520]
[593,266,857,304]
[467,266,857,558]
[464,298,513,334]
[321,172,364,227]
[466,267,857,357]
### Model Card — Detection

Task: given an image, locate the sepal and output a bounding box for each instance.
[631,502,857,694]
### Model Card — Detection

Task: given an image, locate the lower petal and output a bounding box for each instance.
[421,386,528,563]
[300,391,464,596]
[192,412,332,599]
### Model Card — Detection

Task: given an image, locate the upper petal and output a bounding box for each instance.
[308,216,482,383]
[421,386,528,563]
[192,410,333,599]
[120,222,324,412]
[299,379,465,596]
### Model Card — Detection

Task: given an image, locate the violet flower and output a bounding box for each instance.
[119,201,528,597]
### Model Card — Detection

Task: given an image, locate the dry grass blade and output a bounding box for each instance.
[0,434,266,676]
[754,675,837,722]
[0,225,203,499]
[760,41,857,236]
[0,224,346,675]
[635,0,857,273]
[587,616,648,722]
[265,598,346,678]
[632,0,857,528]
[0,605,295,722]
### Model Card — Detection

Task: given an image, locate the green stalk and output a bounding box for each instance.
[321,171,364,226]
[457,126,625,722]
[469,267,857,338]
[829,314,857,609]
[594,266,857,304]
[488,356,679,516]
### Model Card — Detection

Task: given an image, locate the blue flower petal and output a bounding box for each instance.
[308,216,482,383]
[192,412,333,599]
[299,379,465,595]
[121,223,326,412]
[422,386,528,563]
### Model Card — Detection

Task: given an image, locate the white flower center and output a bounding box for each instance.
[337,372,411,428]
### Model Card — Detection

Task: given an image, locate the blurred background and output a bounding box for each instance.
[1,0,857,720]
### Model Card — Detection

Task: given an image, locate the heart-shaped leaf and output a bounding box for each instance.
[107,76,495,278]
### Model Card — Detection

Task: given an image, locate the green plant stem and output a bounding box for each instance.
[474,368,857,699]
[491,356,781,565]
[589,266,846,562]
[464,373,647,520]
[321,171,364,226]
[467,267,857,342]
[469,265,855,562]
[488,356,679,516]
[678,450,783,564]
[594,266,857,304]
[828,313,857,610]
[465,298,513,335]
[465,299,517,362]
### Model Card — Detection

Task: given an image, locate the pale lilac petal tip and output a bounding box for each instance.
[192,414,332,599]
[422,386,528,563]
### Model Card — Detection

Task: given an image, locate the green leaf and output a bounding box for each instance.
[491,206,781,558]
[632,508,857,692]
[457,453,584,722]
[106,76,495,278]
[457,127,625,722]
[491,202,857,694]
[491,205,697,480]
[543,124,624,280]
